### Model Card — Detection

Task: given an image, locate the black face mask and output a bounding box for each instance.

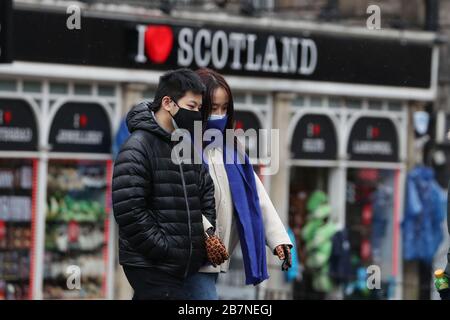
[169,99,202,137]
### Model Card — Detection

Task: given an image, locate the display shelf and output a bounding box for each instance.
[44,246,105,255]
[43,159,111,300]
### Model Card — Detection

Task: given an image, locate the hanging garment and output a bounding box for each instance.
[402,166,446,263]
[113,117,130,160]
[329,229,353,285]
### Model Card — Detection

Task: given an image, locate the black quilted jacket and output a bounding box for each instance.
[112,100,216,279]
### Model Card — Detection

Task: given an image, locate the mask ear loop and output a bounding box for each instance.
[167,98,179,118]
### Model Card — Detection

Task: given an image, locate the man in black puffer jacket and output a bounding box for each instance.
[112,69,216,300]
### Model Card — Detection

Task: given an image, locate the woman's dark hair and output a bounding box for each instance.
[152,68,205,111]
[195,68,235,131]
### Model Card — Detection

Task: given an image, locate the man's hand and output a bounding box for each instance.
[205,229,229,267]
[274,244,292,271]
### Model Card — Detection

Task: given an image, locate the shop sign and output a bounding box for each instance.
[13,9,433,88]
[0,99,38,151]
[49,102,111,154]
[291,114,337,160]
[347,117,399,162]
[234,111,262,157]
[0,0,12,63]
[135,25,317,76]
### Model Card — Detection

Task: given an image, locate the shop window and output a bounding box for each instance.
[74,84,92,96]
[368,100,383,110]
[49,83,68,95]
[310,96,323,107]
[0,80,16,92]
[233,93,246,104]
[0,159,36,300]
[289,166,334,300]
[387,101,402,111]
[23,81,42,93]
[251,94,267,105]
[292,96,305,107]
[346,99,362,109]
[345,168,397,300]
[328,97,342,108]
[97,85,115,97]
[43,159,109,299]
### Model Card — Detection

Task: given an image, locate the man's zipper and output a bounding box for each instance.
[176,153,193,279]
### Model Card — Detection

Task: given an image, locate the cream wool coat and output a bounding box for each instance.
[201,147,292,273]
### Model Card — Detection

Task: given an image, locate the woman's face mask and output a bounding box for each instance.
[207,114,228,132]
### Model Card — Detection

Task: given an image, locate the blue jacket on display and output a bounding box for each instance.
[403,166,446,263]
[113,117,130,160]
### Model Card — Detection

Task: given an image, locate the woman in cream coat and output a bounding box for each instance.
[182,68,293,300]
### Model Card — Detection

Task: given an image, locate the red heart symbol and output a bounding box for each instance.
[0,220,5,240]
[313,124,321,136]
[372,127,380,138]
[68,220,80,243]
[4,111,11,125]
[145,25,174,64]
[80,114,88,128]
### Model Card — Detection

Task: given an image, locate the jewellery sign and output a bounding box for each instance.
[13,9,433,88]
[48,102,111,154]
[347,117,399,162]
[0,99,38,151]
[291,114,337,160]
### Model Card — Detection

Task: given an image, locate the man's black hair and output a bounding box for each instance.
[152,68,206,111]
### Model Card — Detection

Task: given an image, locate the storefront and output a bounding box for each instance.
[287,102,341,299]
[286,96,408,300]
[0,98,39,299]
[0,4,439,299]
[42,101,114,299]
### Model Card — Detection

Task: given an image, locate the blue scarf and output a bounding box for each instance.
[205,116,269,285]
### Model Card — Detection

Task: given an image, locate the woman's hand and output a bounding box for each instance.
[274,244,292,271]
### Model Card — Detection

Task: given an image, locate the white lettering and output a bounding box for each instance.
[135,25,147,63]
[281,37,299,73]
[56,130,103,145]
[0,127,32,143]
[229,32,246,70]
[302,138,325,153]
[262,36,279,72]
[194,29,211,67]
[178,28,194,66]
[299,39,318,75]
[245,34,262,71]
[211,30,229,69]
[353,141,392,155]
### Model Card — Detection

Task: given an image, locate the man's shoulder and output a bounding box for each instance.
[126,129,159,146]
